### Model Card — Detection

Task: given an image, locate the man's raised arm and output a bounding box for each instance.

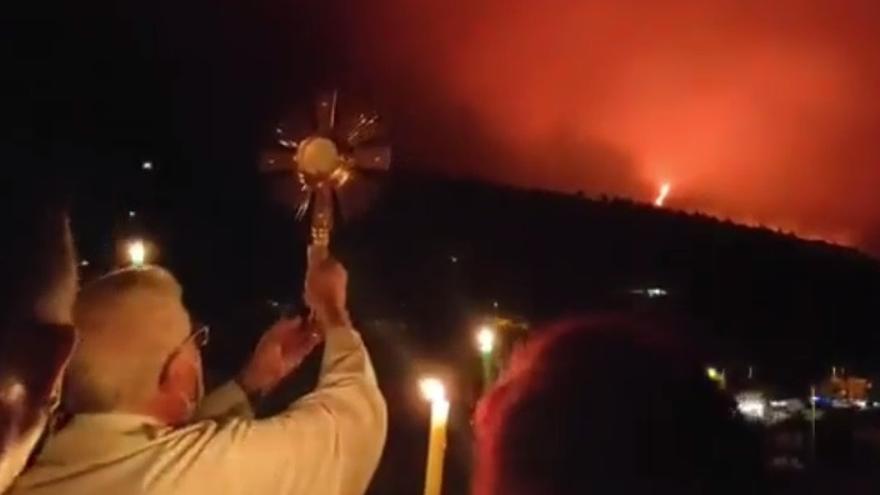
[201,253,387,495]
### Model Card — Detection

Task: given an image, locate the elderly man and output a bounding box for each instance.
[12,249,387,495]
[0,182,78,493]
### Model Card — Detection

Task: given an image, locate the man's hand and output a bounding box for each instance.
[304,246,350,327]
[237,317,322,398]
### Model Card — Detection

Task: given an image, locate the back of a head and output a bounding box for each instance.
[0,174,77,492]
[0,177,75,330]
[474,316,763,495]
[66,267,190,414]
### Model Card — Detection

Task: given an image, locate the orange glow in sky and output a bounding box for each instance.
[346,0,880,253]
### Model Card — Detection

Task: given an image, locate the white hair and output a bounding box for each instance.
[65,267,190,413]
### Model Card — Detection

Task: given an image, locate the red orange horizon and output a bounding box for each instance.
[343,0,880,254]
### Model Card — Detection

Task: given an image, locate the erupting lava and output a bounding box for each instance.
[343,0,880,253]
[654,182,671,207]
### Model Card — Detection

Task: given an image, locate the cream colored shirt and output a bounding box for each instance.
[11,324,387,495]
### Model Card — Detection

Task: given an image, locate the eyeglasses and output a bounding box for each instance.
[159,323,209,384]
[167,324,210,361]
[186,324,211,349]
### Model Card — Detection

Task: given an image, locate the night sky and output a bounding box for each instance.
[345,0,880,251]
[7,6,880,492]
[6,0,880,252]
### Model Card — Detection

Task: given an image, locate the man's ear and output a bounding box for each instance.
[159,348,200,401]
[158,348,202,424]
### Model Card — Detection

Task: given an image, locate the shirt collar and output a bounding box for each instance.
[65,412,165,431]
[36,413,168,466]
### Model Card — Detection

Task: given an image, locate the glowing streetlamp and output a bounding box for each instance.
[476,326,496,393]
[706,367,720,380]
[477,326,495,354]
[706,366,726,390]
[127,239,147,267]
[419,377,450,495]
[810,384,817,460]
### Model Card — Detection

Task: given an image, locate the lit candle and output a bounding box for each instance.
[420,377,450,495]
[127,239,147,267]
[476,326,496,393]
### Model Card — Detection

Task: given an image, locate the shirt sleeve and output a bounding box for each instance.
[194,381,255,421]
[196,323,388,495]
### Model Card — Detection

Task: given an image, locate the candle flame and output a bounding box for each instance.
[419,377,447,403]
[476,326,496,354]
[127,240,147,266]
[654,182,671,207]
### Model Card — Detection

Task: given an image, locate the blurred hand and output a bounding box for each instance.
[304,246,349,326]
[237,317,322,397]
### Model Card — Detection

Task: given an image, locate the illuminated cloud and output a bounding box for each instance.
[342,0,880,252]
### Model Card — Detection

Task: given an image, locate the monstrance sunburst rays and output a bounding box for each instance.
[261,91,392,247]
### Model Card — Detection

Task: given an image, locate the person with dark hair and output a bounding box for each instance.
[473,316,764,495]
[0,181,78,492]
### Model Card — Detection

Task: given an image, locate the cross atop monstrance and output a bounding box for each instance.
[261,91,391,247]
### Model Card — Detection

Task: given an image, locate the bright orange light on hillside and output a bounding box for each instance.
[655,182,671,207]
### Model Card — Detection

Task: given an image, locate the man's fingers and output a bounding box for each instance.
[264,316,302,342]
[307,246,345,277]
[282,319,322,347]
[280,326,322,369]
[307,245,329,267]
[286,331,321,355]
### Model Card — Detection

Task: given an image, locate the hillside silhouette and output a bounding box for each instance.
[331,172,880,382]
[105,169,879,495]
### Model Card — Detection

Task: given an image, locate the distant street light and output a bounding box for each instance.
[810,385,817,461]
[706,366,726,389]
[477,325,497,393]
[476,326,496,355]
[706,367,720,380]
[142,161,153,171]
[629,287,668,298]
